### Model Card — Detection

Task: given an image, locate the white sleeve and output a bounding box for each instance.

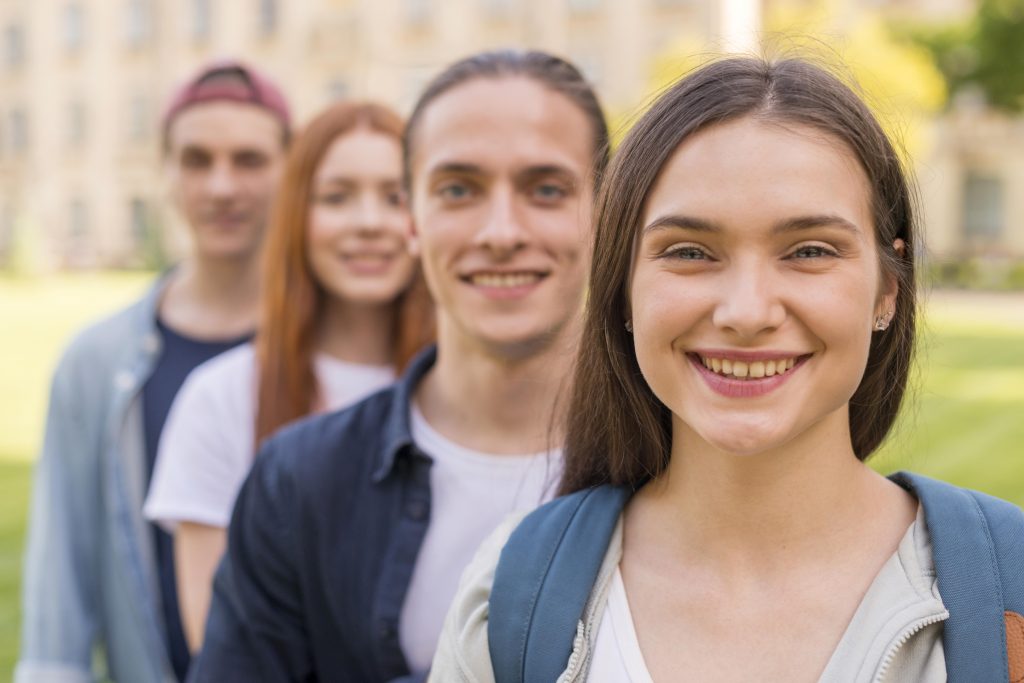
[144,361,254,531]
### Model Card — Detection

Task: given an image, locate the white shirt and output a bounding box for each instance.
[399,405,562,673]
[144,343,394,531]
[588,509,943,683]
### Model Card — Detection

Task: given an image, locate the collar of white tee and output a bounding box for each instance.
[409,402,561,471]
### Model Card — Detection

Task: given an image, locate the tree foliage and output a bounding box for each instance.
[907,0,1024,113]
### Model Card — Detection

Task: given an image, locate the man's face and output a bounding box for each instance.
[165,101,285,261]
[409,77,595,358]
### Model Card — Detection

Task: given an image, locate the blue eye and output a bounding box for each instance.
[316,192,349,206]
[790,245,837,259]
[664,246,709,260]
[438,182,473,201]
[533,183,567,201]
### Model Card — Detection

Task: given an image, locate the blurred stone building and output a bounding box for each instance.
[0,0,1018,270]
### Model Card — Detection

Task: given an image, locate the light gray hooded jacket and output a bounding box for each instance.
[430,507,948,682]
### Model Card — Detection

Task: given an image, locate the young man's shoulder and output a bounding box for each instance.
[254,386,405,493]
[57,288,156,376]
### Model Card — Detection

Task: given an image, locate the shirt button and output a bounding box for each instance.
[379,622,396,640]
[114,371,135,392]
[405,500,428,521]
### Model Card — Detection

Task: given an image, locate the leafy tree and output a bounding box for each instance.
[907,0,1024,113]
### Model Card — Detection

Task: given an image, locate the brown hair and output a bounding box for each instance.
[560,57,918,494]
[402,49,611,193]
[255,102,435,446]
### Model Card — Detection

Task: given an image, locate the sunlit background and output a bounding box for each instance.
[1,0,1022,673]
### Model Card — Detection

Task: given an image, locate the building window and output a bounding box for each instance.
[9,109,27,153]
[962,171,1004,242]
[403,0,431,26]
[568,0,601,14]
[125,0,153,48]
[69,199,89,245]
[63,3,86,53]
[258,0,277,35]
[128,94,150,142]
[571,51,603,86]
[67,100,87,146]
[327,78,349,101]
[4,24,25,67]
[192,0,211,41]
[481,0,514,18]
[129,197,150,247]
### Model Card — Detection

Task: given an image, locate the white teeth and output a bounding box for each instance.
[470,272,541,288]
[698,354,801,380]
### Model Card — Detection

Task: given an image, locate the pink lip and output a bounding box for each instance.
[341,253,396,276]
[688,353,809,398]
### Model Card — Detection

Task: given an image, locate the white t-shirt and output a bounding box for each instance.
[588,511,934,683]
[144,343,394,531]
[399,405,562,673]
[589,567,655,683]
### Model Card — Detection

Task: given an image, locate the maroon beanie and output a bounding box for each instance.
[162,60,291,145]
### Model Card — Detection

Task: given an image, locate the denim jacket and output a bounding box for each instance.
[17,278,176,683]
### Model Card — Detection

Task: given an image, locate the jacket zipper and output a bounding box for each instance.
[872,610,949,682]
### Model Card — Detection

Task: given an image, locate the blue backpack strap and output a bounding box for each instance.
[892,472,1024,682]
[488,485,631,683]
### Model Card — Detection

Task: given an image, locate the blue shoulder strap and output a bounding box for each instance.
[488,485,631,683]
[891,471,1024,682]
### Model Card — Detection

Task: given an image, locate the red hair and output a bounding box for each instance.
[255,102,434,446]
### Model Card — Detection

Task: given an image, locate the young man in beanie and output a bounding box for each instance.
[17,61,290,683]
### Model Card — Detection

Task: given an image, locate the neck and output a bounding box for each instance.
[316,297,396,366]
[634,413,911,574]
[415,314,580,454]
[159,251,261,339]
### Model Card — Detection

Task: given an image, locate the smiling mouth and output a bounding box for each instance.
[688,353,811,380]
[462,271,547,288]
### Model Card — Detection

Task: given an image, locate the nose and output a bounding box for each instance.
[473,186,526,257]
[206,160,239,199]
[355,194,385,235]
[711,261,786,338]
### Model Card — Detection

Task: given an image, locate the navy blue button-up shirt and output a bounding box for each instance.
[190,348,438,683]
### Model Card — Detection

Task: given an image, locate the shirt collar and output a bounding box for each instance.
[372,345,438,483]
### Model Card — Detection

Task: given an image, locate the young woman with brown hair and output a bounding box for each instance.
[144,101,433,652]
[430,56,1024,682]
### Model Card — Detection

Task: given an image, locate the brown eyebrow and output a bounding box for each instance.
[428,162,485,178]
[642,213,862,236]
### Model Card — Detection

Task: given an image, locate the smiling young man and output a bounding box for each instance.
[189,50,609,682]
[17,62,289,683]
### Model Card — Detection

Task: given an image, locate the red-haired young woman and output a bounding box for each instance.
[145,101,433,652]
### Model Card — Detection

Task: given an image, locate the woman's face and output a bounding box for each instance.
[306,128,416,307]
[629,116,898,457]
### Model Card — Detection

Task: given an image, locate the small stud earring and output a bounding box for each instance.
[874,314,890,331]
[625,320,633,333]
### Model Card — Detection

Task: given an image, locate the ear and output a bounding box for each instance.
[876,238,904,319]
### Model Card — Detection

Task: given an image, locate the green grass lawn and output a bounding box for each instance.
[0,275,1021,676]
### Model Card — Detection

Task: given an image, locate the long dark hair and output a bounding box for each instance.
[402,49,611,193]
[560,57,918,494]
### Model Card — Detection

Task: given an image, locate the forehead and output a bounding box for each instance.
[315,129,401,181]
[167,100,283,154]
[413,76,594,178]
[644,117,872,234]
